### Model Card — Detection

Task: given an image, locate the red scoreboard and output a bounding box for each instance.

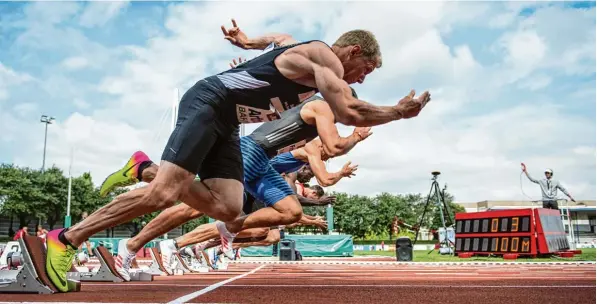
[455,208,570,256]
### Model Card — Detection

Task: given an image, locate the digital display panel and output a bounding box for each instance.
[455,236,533,253]
[455,216,531,234]
[455,210,537,254]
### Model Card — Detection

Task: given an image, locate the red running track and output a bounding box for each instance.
[2,262,595,303]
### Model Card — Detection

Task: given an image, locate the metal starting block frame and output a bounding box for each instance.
[178,252,210,273]
[67,247,123,282]
[172,253,192,274]
[142,247,169,276]
[67,246,152,282]
[0,235,80,294]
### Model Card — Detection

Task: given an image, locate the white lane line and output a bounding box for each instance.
[166,265,266,304]
[0,303,228,304]
[80,283,596,288]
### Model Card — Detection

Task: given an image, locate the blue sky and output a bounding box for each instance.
[0,1,595,202]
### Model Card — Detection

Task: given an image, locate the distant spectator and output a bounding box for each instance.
[37,225,48,240]
[13,225,28,241]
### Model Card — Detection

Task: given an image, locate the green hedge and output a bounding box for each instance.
[353,239,437,245]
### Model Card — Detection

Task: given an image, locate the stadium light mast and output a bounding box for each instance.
[40,115,55,172]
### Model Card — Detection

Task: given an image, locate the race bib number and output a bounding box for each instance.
[237,104,281,123]
[236,90,317,123]
[276,139,307,155]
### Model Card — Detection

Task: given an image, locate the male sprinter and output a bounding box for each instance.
[109,137,356,279]
[100,87,364,279]
[101,84,367,278]
[184,181,328,269]
[46,19,429,291]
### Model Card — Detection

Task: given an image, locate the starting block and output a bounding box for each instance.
[142,247,169,276]
[174,252,209,273]
[67,246,152,282]
[179,249,210,273]
[0,241,21,267]
[172,253,191,274]
[67,246,123,282]
[0,235,80,294]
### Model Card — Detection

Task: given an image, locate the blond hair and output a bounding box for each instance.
[333,30,382,68]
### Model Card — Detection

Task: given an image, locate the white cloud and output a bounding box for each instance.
[519,5,595,75]
[494,29,547,86]
[2,2,595,204]
[326,102,595,202]
[13,102,38,117]
[61,56,89,70]
[78,1,130,28]
[0,62,33,101]
[73,98,90,110]
[518,74,552,91]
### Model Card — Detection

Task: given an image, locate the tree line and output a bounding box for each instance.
[0,164,464,240]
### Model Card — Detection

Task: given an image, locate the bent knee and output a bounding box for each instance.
[255,227,270,237]
[212,200,242,222]
[218,210,241,222]
[279,208,302,225]
[273,199,302,225]
[146,185,179,210]
[265,231,281,244]
[206,181,243,221]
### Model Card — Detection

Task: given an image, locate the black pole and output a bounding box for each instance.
[42,122,48,172]
[413,180,436,245]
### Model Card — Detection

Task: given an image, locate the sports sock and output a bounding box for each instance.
[58,228,75,248]
[137,161,153,181]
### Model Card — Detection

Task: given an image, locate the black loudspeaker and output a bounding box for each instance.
[279,239,296,261]
[395,237,413,261]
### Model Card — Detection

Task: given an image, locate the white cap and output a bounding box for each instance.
[545,168,553,174]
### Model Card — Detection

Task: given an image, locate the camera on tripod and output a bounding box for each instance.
[413,170,455,256]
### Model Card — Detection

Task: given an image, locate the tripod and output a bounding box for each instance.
[413,171,454,255]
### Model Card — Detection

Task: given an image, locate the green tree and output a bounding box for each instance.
[71,172,99,216]
[369,193,422,239]
[182,216,209,234]
[37,166,69,229]
[331,192,376,239]
[0,164,45,229]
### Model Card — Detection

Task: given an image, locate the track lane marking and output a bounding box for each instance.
[81,283,595,288]
[166,265,266,304]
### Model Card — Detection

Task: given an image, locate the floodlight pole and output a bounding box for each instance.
[40,115,55,172]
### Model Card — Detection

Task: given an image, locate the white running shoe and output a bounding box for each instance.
[194,244,213,269]
[159,239,177,275]
[114,238,136,281]
[192,242,209,267]
[215,221,237,260]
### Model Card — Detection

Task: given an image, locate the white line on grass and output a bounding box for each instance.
[166,265,266,304]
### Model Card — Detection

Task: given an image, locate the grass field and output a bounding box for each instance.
[354,248,596,262]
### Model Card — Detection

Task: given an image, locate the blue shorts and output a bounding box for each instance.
[269,152,307,175]
[241,137,295,207]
